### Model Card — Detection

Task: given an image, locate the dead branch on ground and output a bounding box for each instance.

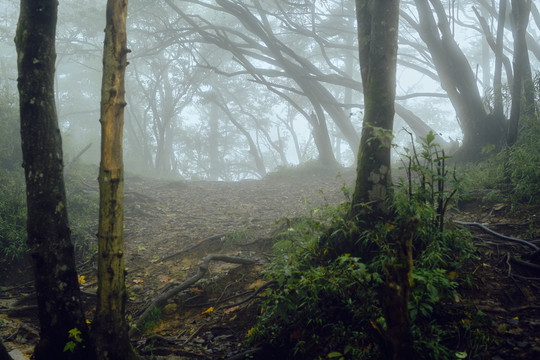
[129,254,256,337]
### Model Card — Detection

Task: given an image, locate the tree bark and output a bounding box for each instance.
[14,1,94,358]
[382,219,417,360]
[493,0,508,116]
[0,338,11,360]
[508,0,533,146]
[91,0,137,359]
[350,0,399,221]
[414,0,506,160]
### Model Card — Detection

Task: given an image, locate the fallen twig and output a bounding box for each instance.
[222,280,278,308]
[129,254,256,337]
[182,323,205,346]
[510,256,540,271]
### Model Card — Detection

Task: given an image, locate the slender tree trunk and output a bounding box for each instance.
[508,0,532,146]
[208,103,221,179]
[15,1,94,358]
[92,0,137,359]
[350,0,400,221]
[493,0,507,116]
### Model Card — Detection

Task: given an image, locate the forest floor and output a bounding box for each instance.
[1,170,540,359]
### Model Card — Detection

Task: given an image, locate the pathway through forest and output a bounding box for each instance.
[1,171,539,359]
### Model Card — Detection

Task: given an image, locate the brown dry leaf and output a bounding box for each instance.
[224,306,239,314]
[159,275,171,283]
[190,288,204,294]
[247,279,266,290]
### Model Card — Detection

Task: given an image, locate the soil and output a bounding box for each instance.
[1,171,539,359]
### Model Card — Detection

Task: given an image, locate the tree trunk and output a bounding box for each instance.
[91,0,137,359]
[350,0,400,221]
[0,338,12,360]
[414,0,506,160]
[493,0,508,116]
[507,0,532,146]
[208,102,221,180]
[382,219,417,360]
[14,1,94,359]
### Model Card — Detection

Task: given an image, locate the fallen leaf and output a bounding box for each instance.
[224,306,239,314]
[201,307,214,315]
[78,275,86,285]
[190,288,204,295]
[133,279,144,284]
[159,275,171,283]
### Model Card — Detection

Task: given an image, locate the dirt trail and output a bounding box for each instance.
[1,172,540,359]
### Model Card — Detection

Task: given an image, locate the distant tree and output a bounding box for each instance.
[14,0,94,359]
[508,0,534,146]
[129,48,198,177]
[350,0,400,221]
[91,0,137,359]
[410,0,505,160]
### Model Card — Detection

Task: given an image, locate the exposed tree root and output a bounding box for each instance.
[129,254,256,337]
[222,280,278,308]
[456,221,539,251]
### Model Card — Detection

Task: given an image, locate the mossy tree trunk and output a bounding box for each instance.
[350,0,400,222]
[14,1,94,359]
[352,3,415,358]
[91,0,137,359]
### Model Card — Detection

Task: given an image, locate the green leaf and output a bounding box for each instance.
[327,352,343,358]
[63,341,76,353]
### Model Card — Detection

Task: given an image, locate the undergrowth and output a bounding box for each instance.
[1,86,98,264]
[248,133,486,360]
[0,164,99,264]
[465,77,540,204]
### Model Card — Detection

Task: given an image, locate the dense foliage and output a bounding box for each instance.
[465,73,540,204]
[248,136,486,359]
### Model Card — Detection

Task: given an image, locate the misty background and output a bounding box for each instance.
[0,0,539,180]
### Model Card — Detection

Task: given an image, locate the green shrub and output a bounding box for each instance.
[249,134,484,360]
[0,165,99,263]
[0,169,28,262]
[250,254,383,359]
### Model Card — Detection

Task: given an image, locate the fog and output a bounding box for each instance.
[1,0,539,180]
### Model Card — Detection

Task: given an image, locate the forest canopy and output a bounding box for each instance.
[0,0,537,180]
